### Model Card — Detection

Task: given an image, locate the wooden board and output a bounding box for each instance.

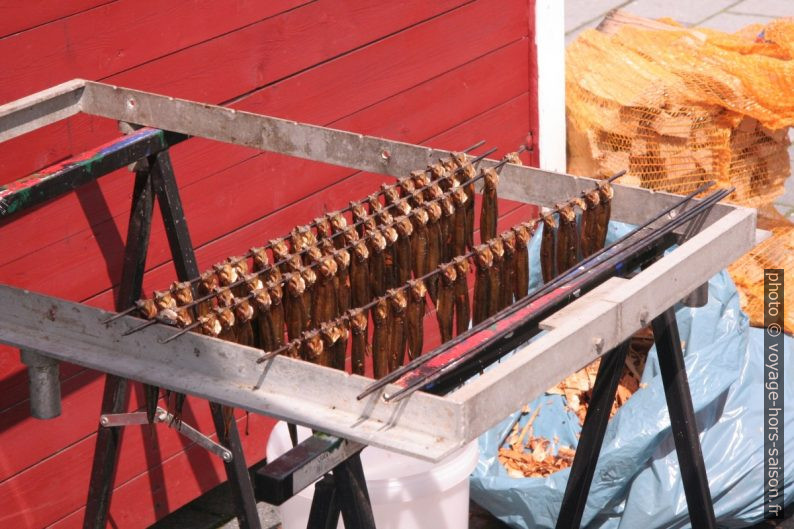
[0,0,539,525]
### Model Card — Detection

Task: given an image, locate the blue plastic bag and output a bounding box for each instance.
[470,222,793,528]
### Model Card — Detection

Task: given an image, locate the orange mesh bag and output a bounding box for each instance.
[567,12,794,332]
[728,226,794,335]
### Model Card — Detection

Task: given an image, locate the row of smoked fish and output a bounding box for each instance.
[132,152,615,383]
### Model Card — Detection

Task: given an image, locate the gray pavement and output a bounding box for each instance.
[565,0,794,219]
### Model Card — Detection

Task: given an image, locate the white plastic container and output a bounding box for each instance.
[267,422,479,529]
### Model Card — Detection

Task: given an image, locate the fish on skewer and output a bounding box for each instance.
[381,183,401,207]
[333,248,351,315]
[439,196,456,263]
[388,288,408,372]
[394,198,412,219]
[350,201,369,238]
[315,216,333,241]
[233,297,255,347]
[406,280,427,361]
[436,263,456,344]
[540,214,558,283]
[410,208,429,282]
[382,224,399,290]
[197,270,220,317]
[456,160,476,250]
[290,226,310,264]
[267,282,286,349]
[504,151,523,166]
[500,230,517,309]
[473,245,493,325]
[480,168,499,243]
[283,272,307,341]
[214,262,245,344]
[251,287,275,351]
[580,190,601,259]
[425,202,443,304]
[488,238,504,317]
[398,177,416,203]
[453,257,471,336]
[350,240,370,309]
[595,182,614,251]
[451,188,468,257]
[394,216,413,286]
[311,255,338,328]
[283,339,301,360]
[556,204,578,274]
[301,329,324,365]
[367,194,383,220]
[371,297,391,379]
[228,259,257,346]
[411,170,431,200]
[427,162,447,186]
[300,266,317,330]
[332,320,348,371]
[270,238,291,273]
[319,322,341,369]
[513,223,532,300]
[212,304,237,343]
[329,213,348,250]
[349,308,369,376]
[366,230,386,300]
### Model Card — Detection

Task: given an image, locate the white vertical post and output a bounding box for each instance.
[535,0,567,173]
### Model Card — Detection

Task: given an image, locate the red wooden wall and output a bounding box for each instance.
[0,1,539,527]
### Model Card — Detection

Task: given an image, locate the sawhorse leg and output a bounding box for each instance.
[556,307,716,528]
[256,432,376,529]
[84,151,260,529]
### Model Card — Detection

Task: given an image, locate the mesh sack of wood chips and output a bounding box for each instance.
[567,12,794,332]
[729,224,794,334]
[567,12,794,202]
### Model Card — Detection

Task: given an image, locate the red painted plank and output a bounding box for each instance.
[0,36,529,298]
[0,0,523,262]
[0,0,313,104]
[0,0,465,181]
[0,0,114,38]
[0,407,273,528]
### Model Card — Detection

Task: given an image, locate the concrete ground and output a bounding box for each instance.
[566,0,794,220]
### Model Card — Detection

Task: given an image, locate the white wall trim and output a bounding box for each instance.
[535,0,567,172]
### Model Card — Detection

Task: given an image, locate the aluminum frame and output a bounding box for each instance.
[0,80,758,461]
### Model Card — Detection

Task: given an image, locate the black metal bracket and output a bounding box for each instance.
[555,307,716,529]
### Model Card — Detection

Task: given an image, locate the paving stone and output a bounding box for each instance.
[730,0,793,18]
[621,0,739,25]
[565,0,630,34]
[698,11,774,31]
[566,19,599,45]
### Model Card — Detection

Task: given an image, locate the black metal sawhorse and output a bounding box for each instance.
[254,431,376,529]
[0,128,260,529]
[555,306,717,529]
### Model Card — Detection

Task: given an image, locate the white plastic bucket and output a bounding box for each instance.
[267,422,479,529]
